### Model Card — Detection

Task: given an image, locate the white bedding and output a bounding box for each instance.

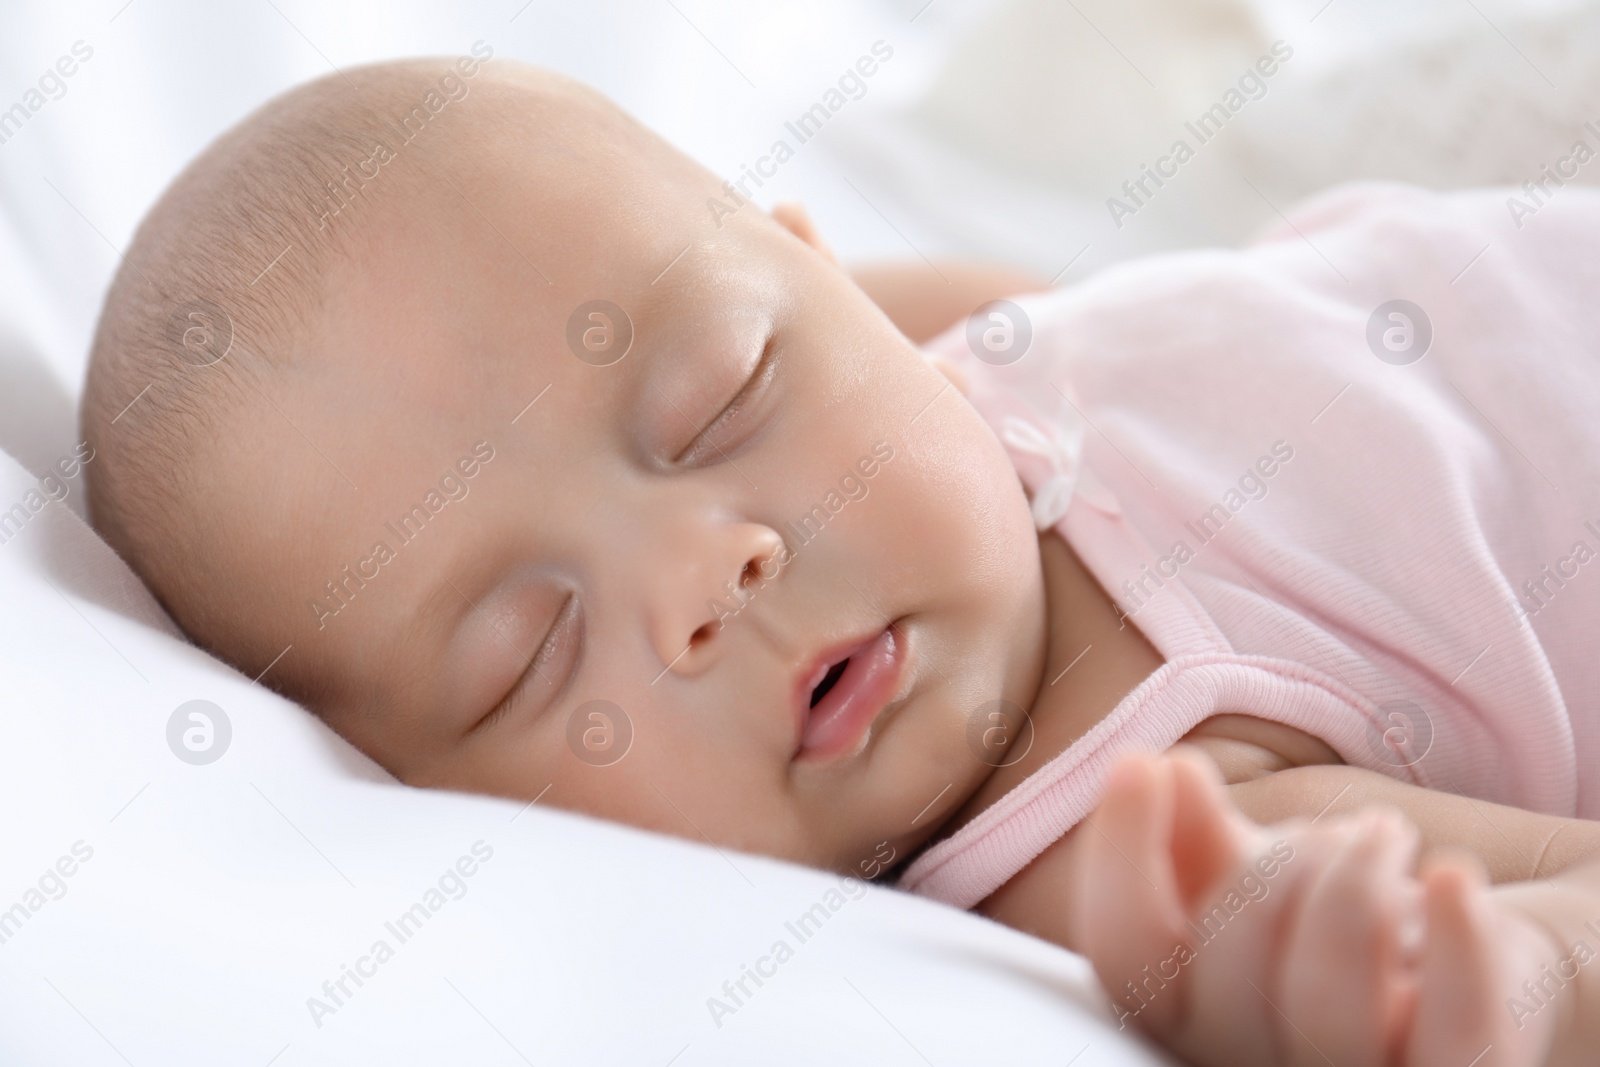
[3,0,1593,1061]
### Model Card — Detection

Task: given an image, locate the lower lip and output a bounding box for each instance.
[798,626,906,761]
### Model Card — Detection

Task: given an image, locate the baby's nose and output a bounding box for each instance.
[644,520,787,677]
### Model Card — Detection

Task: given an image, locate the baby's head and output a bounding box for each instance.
[81,56,1047,875]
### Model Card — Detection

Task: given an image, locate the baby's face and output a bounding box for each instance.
[207,95,1046,874]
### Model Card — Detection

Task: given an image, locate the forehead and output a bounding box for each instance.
[310,86,756,372]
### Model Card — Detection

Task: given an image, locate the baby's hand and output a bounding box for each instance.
[1070,748,1563,1066]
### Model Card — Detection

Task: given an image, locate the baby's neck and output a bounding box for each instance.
[932,530,1167,842]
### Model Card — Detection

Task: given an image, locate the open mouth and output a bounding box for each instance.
[795,625,907,762]
[809,658,850,708]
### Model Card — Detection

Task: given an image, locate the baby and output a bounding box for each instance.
[80,53,1600,1065]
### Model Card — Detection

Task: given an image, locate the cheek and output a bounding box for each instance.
[521,695,798,854]
[490,625,784,821]
[790,326,1043,646]
[881,397,1039,600]
[857,389,1048,710]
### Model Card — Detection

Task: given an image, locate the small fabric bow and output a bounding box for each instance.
[999,410,1086,530]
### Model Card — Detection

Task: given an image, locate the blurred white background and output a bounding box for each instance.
[2,0,1598,457]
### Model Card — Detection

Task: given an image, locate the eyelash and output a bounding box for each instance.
[473,593,580,735]
[676,337,777,465]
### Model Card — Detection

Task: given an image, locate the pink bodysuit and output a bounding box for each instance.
[899,181,1600,910]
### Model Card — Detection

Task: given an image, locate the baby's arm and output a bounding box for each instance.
[1224,760,1600,885]
[1175,714,1600,882]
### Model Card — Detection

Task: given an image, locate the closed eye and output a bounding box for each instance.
[674,336,778,466]
[471,593,581,736]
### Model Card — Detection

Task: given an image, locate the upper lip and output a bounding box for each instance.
[790,626,887,754]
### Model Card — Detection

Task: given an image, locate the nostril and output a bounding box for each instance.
[690,622,715,647]
[740,558,764,589]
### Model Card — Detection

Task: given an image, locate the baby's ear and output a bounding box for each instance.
[770,201,839,266]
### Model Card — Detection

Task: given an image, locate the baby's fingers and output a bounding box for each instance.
[1278,807,1422,1067]
[1074,753,1192,1034]
[1405,854,1555,1067]
[1166,745,1261,905]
